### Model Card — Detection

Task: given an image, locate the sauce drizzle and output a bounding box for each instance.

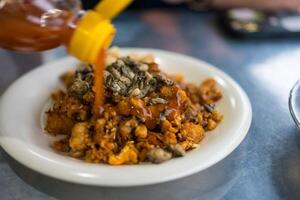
[92,49,105,116]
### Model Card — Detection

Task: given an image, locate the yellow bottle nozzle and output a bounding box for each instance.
[95,0,134,20]
[68,0,133,63]
[68,11,116,63]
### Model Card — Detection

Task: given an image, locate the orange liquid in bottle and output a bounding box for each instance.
[0,1,109,117]
[0,1,76,51]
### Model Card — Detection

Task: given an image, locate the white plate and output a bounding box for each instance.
[0,48,252,187]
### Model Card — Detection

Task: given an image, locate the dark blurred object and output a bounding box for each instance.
[81,0,170,10]
[187,0,214,10]
[220,8,300,38]
[81,0,98,9]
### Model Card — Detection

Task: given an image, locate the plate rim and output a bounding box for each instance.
[0,48,252,186]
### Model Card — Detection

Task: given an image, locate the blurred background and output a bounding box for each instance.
[85,0,300,39]
[2,0,300,200]
[84,0,300,10]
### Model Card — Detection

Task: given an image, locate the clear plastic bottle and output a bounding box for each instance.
[0,0,132,63]
[0,0,80,51]
[0,0,132,113]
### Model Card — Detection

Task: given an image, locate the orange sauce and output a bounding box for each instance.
[92,58,186,125]
[92,49,106,116]
[115,87,185,129]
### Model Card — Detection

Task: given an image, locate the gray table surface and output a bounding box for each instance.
[1,8,300,200]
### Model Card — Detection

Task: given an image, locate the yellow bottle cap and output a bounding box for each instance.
[68,0,133,63]
[68,11,116,63]
[95,0,134,19]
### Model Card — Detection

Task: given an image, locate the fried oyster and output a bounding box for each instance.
[45,52,223,165]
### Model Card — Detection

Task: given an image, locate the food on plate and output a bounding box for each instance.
[45,48,223,165]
